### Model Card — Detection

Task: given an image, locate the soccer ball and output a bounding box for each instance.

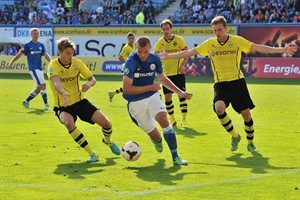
[121,141,142,162]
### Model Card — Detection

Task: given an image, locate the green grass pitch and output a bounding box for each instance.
[0,74,299,200]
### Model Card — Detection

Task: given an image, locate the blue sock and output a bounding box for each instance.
[163,125,178,160]
[40,90,48,105]
[25,90,37,102]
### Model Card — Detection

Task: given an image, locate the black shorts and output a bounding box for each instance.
[54,99,98,124]
[213,78,255,114]
[163,74,186,94]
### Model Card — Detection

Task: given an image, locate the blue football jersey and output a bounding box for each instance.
[21,41,46,71]
[123,52,163,102]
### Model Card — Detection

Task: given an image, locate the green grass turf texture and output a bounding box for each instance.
[0,74,299,200]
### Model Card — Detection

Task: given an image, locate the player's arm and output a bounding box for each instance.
[82,76,96,92]
[122,75,161,94]
[119,55,126,63]
[51,75,68,106]
[157,73,192,100]
[251,43,297,54]
[158,48,198,60]
[8,51,23,68]
[43,52,52,63]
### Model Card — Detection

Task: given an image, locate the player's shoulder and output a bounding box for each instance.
[149,53,161,62]
[155,36,165,43]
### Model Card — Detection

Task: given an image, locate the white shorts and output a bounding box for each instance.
[29,69,46,87]
[128,92,167,134]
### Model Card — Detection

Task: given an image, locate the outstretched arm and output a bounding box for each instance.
[251,43,297,55]
[8,51,23,68]
[158,48,198,60]
[157,73,192,100]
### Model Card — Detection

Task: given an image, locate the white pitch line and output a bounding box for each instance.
[96,169,300,200]
[0,182,127,194]
[1,170,299,199]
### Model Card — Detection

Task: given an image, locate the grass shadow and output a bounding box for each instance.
[53,157,118,179]
[225,152,292,174]
[124,159,206,185]
[26,108,51,115]
[174,126,208,138]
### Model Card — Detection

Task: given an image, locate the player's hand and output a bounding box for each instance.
[157,50,168,60]
[151,82,161,91]
[179,91,193,100]
[285,43,298,54]
[82,83,90,92]
[63,92,68,107]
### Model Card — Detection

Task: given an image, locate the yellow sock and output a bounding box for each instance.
[102,127,112,144]
[69,127,94,155]
[165,101,175,119]
[244,119,254,144]
[218,112,238,137]
[180,98,187,119]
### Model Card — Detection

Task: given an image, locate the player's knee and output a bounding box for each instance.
[213,105,225,116]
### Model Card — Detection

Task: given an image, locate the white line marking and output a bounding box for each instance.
[1,170,299,199]
[96,170,300,199]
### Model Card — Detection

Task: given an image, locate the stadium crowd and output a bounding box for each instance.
[0,0,299,25]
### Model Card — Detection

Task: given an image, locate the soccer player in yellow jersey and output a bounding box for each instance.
[108,32,136,102]
[154,19,189,127]
[158,16,297,153]
[47,37,121,162]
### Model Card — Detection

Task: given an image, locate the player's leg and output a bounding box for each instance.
[176,75,188,127]
[25,70,50,109]
[56,107,97,162]
[91,108,121,155]
[108,87,123,102]
[241,109,258,152]
[150,93,187,165]
[214,100,241,151]
[163,87,176,126]
[231,79,257,152]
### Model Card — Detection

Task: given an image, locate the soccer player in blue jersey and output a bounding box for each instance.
[8,28,52,110]
[122,36,193,165]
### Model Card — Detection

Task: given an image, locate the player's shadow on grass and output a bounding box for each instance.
[125,159,206,185]
[194,152,292,174]
[53,157,118,179]
[225,152,291,174]
[174,126,208,138]
[26,108,51,115]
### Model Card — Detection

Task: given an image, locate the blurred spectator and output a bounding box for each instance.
[56,4,65,16]
[96,2,104,15]
[6,44,17,56]
[135,7,145,24]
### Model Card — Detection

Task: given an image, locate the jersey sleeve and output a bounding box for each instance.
[41,43,46,54]
[78,59,93,79]
[155,55,163,74]
[154,38,162,52]
[47,60,60,78]
[194,39,211,56]
[119,46,127,58]
[179,36,188,51]
[21,43,29,55]
[123,57,136,79]
[237,36,253,53]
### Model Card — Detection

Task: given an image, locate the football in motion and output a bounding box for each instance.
[121,141,142,162]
